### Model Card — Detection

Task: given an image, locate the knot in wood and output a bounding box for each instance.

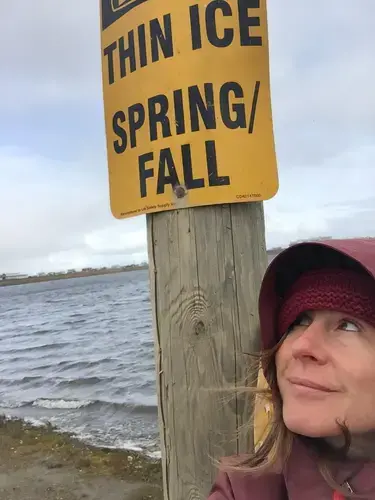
[194,320,205,336]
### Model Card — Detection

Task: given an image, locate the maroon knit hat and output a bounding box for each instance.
[258,239,375,359]
[277,268,375,336]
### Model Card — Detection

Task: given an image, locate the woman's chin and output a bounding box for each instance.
[282,405,340,438]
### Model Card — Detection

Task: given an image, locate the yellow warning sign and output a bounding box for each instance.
[100,0,279,219]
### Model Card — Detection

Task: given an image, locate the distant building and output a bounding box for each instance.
[1,273,29,280]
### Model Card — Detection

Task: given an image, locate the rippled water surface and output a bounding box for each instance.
[0,271,160,456]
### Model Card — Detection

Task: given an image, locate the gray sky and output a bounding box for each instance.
[1,1,374,274]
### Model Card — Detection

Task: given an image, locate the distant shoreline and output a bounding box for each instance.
[0,265,148,288]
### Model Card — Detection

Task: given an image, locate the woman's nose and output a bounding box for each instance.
[290,320,328,363]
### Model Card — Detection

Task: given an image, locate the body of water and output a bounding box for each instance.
[0,271,160,458]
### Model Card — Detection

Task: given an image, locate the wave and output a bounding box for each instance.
[0,398,158,415]
[0,329,52,341]
[1,374,117,388]
[0,398,91,410]
[2,342,71,355]
[56,376,117,387]
[32,398,92,410]
[1,414,161,458]
[62,319,87,326]
[33,329,53,335]
[55,358,118,370]
[0,376,45,385]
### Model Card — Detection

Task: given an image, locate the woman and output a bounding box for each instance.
[208,238,375,499]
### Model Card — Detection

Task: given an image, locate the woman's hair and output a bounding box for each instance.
[218,335,293,474]
[217,331,362,498]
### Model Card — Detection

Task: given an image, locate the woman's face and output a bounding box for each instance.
[276,309,375,437]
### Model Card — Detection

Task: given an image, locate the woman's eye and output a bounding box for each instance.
[287,313,311,332]
[340,320,360,332]
[294,313,311,327]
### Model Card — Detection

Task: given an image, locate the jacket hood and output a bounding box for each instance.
[258,238,375,353]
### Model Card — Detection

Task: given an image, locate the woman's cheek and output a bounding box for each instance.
[275,340,291,372]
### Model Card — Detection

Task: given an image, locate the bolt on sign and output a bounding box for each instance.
[100,0,279,219]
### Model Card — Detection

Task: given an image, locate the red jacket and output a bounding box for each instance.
[208,438,375,499]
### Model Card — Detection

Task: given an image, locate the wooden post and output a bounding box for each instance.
[147,201,268,499]
[100,1,277,494]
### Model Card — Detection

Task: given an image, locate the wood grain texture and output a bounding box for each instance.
[147,202,267,500]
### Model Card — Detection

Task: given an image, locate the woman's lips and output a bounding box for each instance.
[287,376,338,393]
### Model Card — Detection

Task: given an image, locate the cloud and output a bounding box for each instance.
[265,142,375,247]
[1,1,375,274]
[0,147,146,273]
[268,0,375,165]
[0,1,100,111]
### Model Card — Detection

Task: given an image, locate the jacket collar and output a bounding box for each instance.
[284,437,375,498]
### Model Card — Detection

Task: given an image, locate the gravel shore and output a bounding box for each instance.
[0,417,162,500]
